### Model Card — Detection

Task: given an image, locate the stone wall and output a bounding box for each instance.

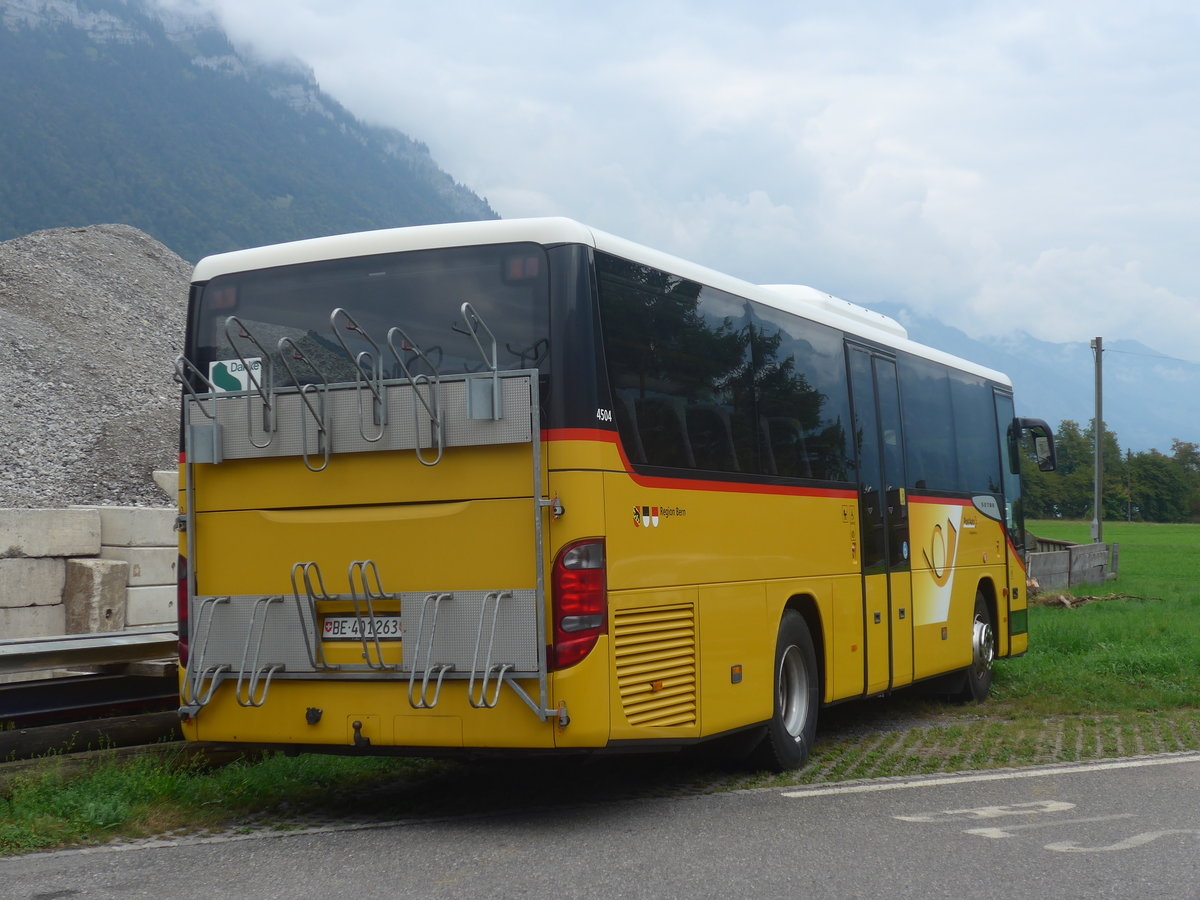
[0,504,176,640]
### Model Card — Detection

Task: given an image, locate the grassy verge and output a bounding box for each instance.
[0,751,441,855]
[3,519,1198,853]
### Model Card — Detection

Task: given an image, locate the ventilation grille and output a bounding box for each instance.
[613,603,697,727]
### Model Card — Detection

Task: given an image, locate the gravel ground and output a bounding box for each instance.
[0,225,191,508]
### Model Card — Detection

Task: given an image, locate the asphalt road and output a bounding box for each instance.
[3,752,1199,899]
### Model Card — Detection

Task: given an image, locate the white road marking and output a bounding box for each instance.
[781,752,1200,798]
[964,814,1137,839]
[1045,829,1200,853]
[894,800,1075,823]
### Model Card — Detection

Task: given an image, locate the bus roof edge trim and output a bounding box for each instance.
[191,217,596,283]
[758,284,908,340]
[191,217,1011,387]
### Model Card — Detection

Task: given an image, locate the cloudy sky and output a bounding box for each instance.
[164,0,1199,362]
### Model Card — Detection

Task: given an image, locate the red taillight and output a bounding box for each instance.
[549,539,607,671]
[177,554,190,666]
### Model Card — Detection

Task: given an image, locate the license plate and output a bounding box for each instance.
[322,615,403,641]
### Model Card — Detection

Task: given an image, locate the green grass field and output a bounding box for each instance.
[990,519,1200,715]
[3,518,1199,853]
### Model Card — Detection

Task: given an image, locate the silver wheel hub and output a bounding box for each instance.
[970,613,995,679]
[778,645,809,740]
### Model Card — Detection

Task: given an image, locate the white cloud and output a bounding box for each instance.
[969,245,1200,360]
[163,0,1200,361]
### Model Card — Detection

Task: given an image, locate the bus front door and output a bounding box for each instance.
[849,346,914,694]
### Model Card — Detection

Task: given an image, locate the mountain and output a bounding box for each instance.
[0,0,497,263]
[871,303,1200,453]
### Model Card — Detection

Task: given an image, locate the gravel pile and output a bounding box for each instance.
[0,225,192,508]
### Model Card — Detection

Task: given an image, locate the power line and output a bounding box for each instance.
[1104,347,1199,365]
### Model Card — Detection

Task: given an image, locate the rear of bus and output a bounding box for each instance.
[176,219,615,754]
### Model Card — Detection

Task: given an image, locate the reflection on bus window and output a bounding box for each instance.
[596,252,853,483]
[193,243,551,389]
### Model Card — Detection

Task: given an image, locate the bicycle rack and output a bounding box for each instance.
[174,356,225,464]
[331,307,387,442]
[290,562,338,671]
[386,325,443,466]
[175,298,563,726]
[277,336,331,472]
[235,595,286,707]
[460,301,502,421]
[468,590,514,709]
[224,316,276,448]
[347,560,397,671]
[406,592,455,709]
[180,595,232,713]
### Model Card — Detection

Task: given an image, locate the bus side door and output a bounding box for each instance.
[848,346,914,693]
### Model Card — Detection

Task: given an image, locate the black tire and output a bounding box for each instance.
[953,590,995,703]
[750,610,820,772]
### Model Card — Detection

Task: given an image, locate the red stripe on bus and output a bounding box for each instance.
[906,494,972,506]
[1007,534,1028,570]
[542,427,615,443]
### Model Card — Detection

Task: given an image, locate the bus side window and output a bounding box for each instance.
[687,405,738,472]
[763,416,813,479]
[898,354,959,493]
[613,389,647,464]
[636,395,694,469]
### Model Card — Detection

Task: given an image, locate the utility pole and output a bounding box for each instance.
[1126,449,1133,522]
[1091,337,1103,543]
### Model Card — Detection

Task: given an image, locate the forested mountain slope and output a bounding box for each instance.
[0,0,496,262]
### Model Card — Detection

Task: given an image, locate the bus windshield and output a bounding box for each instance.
[189,242,551,387]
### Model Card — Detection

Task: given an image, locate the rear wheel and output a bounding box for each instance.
[751,610,819,772]
[954,590,995,703]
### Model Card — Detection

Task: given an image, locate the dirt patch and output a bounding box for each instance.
[1029,592,1159,609]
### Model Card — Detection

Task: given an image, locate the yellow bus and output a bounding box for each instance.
[175,218,1055,770]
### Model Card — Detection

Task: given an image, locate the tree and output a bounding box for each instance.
[1019,419,1200,523]
[1170,439,1200,520]
[1050,420,1093,518]
[1127,450,1188,522]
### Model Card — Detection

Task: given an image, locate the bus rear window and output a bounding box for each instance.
[189,243,550,387]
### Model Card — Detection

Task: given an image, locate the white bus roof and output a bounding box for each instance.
[191,217,1011,387]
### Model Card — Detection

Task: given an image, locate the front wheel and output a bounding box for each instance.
[954,591,995,703]
[751,610,820,772]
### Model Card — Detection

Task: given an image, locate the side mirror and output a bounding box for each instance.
[1016,417,1057,472]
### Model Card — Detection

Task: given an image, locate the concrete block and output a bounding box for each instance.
[1027,550,1069,590]
[99,546,177,586]
[0,558,66,608]
[0,508,101,558]
[0,603,66,639]
[126,585,177,626]
[64,558,128,634]
[84,506,176,548]
[153,468,180,501]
